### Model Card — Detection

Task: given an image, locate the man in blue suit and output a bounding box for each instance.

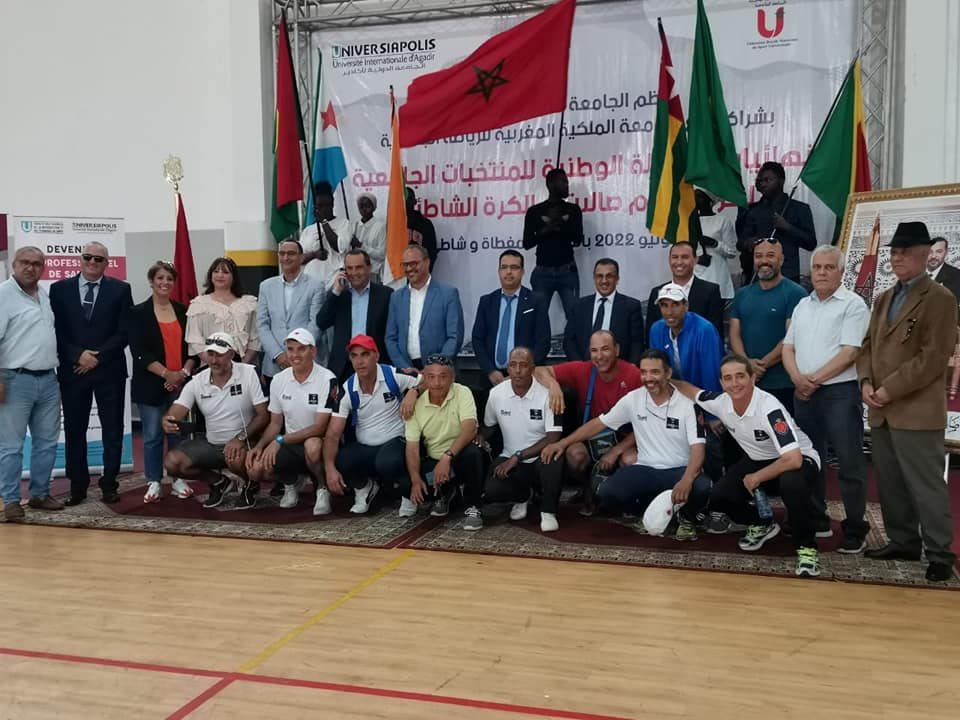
[471,250,550,386]
[257,240,325,383]
[385,244,463,371]
[49,242,134,505]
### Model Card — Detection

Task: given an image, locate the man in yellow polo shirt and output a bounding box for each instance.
[405,354,489,529]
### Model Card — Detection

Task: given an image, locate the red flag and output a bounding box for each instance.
[172,192,198,305]
[271,18,305,242]
[853,214,881,306]
[398,0,575,148]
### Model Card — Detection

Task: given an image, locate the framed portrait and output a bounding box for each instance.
[837,182,960,450]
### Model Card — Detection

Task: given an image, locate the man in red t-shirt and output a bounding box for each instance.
[534,330,641,510]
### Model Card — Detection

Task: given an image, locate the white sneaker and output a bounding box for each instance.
[313,488,332,516]
[171,478,193,499]
[509,501,528,521]
[143,481,162,503]
[280,484,299,509]
[540,512,559,533]
[398,497,417,518]
[350,479,380,514]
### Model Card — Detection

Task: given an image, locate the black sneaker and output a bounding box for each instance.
[837,535,866,554]
[236,481,259,510]
[269,481,284,497]
[816,515,834,538]
[202,479,228,509]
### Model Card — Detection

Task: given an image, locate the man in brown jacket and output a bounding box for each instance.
[856,221,957,582]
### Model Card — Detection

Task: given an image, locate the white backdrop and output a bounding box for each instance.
[314,0,858,345]
[11,216,134,477]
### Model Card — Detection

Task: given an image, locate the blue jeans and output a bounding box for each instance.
[531,263,579,324]
[598,464,710,522]
[792,380,868,538]
[138,395,181,482]
[0,370,61,504]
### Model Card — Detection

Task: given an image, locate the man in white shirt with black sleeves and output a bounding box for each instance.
[480,346,564,532]
[672,353,822,577]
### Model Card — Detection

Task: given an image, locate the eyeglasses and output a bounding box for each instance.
[424,354,453,367]
[82,254,106,263]
[204,337,232,349]
[400,260,422,269]
[753,236,781,247]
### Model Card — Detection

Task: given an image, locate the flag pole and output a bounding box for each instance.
[770,52,859,240]
[555,108,566,166]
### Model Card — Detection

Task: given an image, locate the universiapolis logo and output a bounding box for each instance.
[19,220,63,234]
[330,37,438,75]
[72,221,118,234]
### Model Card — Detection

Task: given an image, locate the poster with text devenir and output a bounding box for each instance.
[313,0,857,349]
[12,216,134,477]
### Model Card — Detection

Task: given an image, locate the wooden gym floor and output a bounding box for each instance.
[1,525,958,719]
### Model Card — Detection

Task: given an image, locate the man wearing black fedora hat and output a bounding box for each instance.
[856,220,958,582]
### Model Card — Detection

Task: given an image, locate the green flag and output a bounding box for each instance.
[686,0,747,208]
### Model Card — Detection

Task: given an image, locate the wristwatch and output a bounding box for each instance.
[514,450,524,460]
[444,449,455,459]
[276,435,285,445]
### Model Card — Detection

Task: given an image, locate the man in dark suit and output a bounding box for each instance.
[927,236,960,304]
[646,242,724,342]
[564,258,644,363]
[49,242,133,505]
[317,248,393,380]
[471,250,550,386]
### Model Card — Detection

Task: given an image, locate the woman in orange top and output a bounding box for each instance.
[128,261,198,503]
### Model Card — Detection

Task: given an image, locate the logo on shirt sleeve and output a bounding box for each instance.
[766,409,796,447]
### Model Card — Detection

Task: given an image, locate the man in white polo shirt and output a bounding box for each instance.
[673,353,822,577]
[783,246,870,552]
[322,334,420,517]
[542,349,707,540]
[245,328,338,511]
[163,332,268,509]
[480,347,564,532]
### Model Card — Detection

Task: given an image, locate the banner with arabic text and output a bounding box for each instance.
[314,0,858,348]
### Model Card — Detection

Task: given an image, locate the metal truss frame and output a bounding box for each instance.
[859,0,896,189]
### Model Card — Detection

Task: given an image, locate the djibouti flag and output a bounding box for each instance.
[306,50,348,223]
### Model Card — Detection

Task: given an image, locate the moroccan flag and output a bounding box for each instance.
[686,0,747,207]
[646,20,697,245]
[172,193,198,305]
[853,214,881,305]
[384,88,408,284]
[270,18,306,243]
[800,57,872,218]
[305,50,348,224]
[398,0,575,148]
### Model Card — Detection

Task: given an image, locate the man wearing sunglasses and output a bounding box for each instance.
[162,332,269,509]
[49,242,133,506]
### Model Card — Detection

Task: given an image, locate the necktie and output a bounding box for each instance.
[82,282,96,321]
[593,296,607,332]
[495,295,516,369]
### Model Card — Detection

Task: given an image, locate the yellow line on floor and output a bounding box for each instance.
[235,549,415,674]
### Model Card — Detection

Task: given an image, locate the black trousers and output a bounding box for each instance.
[413,443,488,507]
[709,455,820,549]
[484,456,563,514]
[336,437,407,490]
[61,376,125,496]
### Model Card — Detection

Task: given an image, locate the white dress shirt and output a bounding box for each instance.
[407,276,432,361]
[592,291,616,331]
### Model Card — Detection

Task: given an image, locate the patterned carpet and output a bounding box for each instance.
[12,473,958,590]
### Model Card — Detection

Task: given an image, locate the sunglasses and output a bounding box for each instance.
[204,337,232,349]
[752,236,781,247]
[82,254,106,263]
[424,354,453,367]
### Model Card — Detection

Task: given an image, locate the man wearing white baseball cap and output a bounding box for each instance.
[246,328,339,511]
[648,283,723,392]
[162,332,268,509]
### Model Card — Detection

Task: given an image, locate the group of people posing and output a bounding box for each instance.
[1,164,957,583]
